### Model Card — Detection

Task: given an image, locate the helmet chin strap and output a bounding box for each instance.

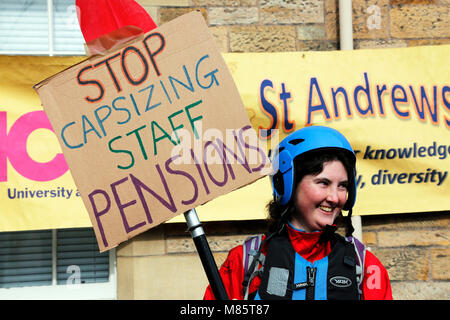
[344,208,354,237]
[274,204,290,235]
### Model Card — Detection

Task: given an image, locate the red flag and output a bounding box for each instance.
[76,0,157,54]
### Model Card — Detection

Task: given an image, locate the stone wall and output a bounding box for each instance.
[362,212,449,299]
[116,0,450,300]
[137,0,450,53]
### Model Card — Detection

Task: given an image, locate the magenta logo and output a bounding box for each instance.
[0,110,68,182]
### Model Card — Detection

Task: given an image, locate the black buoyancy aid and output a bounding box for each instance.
[254,230,359,300]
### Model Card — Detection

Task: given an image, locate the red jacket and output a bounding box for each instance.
[204,224,393,300]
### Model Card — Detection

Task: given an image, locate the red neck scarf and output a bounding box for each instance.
[285,223,336,263]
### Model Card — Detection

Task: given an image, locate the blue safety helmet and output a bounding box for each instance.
[270,126,357,210]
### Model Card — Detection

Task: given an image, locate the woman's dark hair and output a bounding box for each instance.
[267,148,355,234]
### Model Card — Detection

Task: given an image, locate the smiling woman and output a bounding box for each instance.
[267,126,357,236]
[204,126,393,301]
[268,149,355,235]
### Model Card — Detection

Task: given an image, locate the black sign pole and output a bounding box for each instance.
[184,208,229,300]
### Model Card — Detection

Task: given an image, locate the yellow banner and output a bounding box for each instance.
[195,45,450,222]
[1,45,449,231]
[0,56,87,231]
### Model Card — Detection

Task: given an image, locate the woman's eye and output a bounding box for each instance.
[339,183,349,190]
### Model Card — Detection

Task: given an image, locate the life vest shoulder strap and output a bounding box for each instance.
[242,234,264,272]
[242,234,265,300]
[345,235,366,295]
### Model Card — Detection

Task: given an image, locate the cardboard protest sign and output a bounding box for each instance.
[34,11,271,252]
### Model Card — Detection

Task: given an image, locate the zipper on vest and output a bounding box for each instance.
[305,267,317,300]
[292,266,317,299]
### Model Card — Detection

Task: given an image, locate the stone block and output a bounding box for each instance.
[352,0,389,40]
[116,257,136,299]
[167,237,195,253]
[362,212,450,231]
[408,39,450,47]
[229,26,296,52]
[117,226,165,257]
[355,39,408,49]
[389,0,438,4]
[167,234,252,253]
[297,25,326,40]
[431,248,450,280]
[192,0,257,5]
[325,0,338,40]
[118,254,209,299]
[391,281,450,300]
[260,0,324,24]
[208,7,258,25]
[390,5,450,38]
[159,8,208,25]
[137,0,191,6]
[371,247,429,281]
[362,231,377,246]
[297,40,338,51]
[377,229,450,247]
[208,234,253,251]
